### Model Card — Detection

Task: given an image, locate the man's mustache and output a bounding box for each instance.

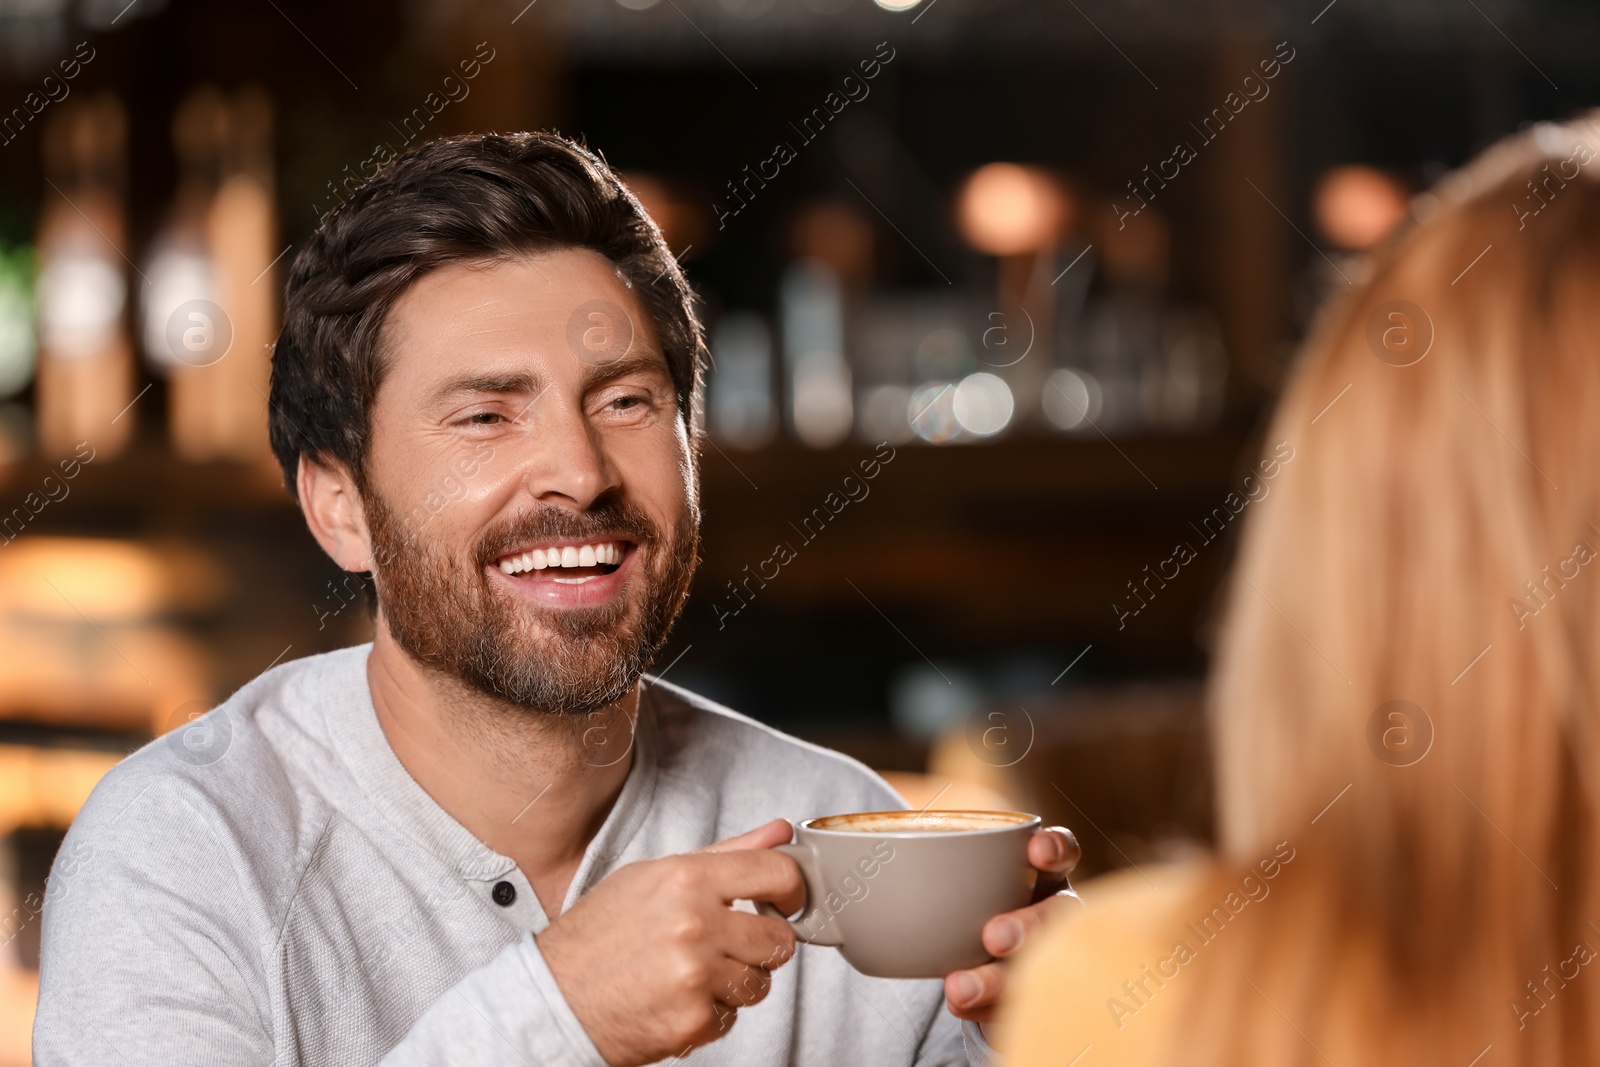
[475,500,662,566]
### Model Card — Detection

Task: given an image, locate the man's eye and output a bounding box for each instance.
[457,412,504,426]
[610,396,646,410]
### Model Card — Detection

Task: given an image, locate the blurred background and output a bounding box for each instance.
[0,0,1595,1057]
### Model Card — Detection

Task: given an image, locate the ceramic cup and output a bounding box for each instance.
[756,809,1041,979]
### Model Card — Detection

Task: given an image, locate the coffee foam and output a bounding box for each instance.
[810,809,1034,833]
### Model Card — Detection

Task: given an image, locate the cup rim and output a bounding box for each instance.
[799,808,1042,836]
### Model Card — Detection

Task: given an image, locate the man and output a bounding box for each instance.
[33,131,1078,1065]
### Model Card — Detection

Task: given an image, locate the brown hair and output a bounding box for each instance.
[1183,114,1600,1063]
[268,131,705,498]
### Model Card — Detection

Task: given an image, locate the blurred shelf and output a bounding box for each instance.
[687,426,1262,654]
[698,429,1258,503]
[0,443,291,518]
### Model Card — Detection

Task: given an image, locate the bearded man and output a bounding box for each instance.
[33,131,1078,1066]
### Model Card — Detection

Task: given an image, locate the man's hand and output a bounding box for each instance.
[539,819,805,1067]
[943,825,1082,1024]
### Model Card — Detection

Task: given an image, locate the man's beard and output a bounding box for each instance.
[364,488,699,717]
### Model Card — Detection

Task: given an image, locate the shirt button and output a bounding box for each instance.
[492,881,516,907]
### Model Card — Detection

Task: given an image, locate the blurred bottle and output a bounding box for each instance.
[1083,208,1168,433]
[850,293,957,446]
[143,91,219,415]
[909,324,974,444]
[955,163,1071,431]
[789,201,879,449]
[147,85,278,463]
[35,93,134,460]
[1145,309,1226,431]
[708,311,776,449]
[1052,206,1227,436]
[780,258,852,448]
[1043,239,1101,433]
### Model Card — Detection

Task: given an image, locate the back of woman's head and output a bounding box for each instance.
[1193,113,1600,1063]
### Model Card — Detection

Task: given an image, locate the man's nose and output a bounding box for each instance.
[515,402,618,509]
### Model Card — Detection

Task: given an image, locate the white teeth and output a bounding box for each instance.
[498,541,624,575]
[552,575,595,585]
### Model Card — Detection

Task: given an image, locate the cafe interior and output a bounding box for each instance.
[0,0,1593,1058]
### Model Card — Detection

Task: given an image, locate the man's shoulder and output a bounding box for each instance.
[63,645,369,894]
[644,676,906,814]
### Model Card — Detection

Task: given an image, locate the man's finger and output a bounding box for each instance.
[980,893,1069,959]
[698,818,793,854]
[944,960,1004,1022]
[692,845,806,909]
[1027,826,1081,876]
[720,909,798,970]
[712,959,778,1009]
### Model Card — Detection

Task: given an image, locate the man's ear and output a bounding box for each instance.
[298,453,376,573]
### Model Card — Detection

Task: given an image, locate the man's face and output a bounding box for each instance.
[359,248,699,715]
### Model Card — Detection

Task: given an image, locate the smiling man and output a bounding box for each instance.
[33,132,1078,1066]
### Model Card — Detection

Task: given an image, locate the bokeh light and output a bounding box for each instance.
[957,163,1066,256]
[1043,368,1103,431]
[951,372,1014,437]
[1313,165,1410,251]
[909,381,962,444]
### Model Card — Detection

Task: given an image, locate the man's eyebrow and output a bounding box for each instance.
[424,371,545,406]
[580,352,674,392]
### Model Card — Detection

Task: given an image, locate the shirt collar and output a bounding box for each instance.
[327,643,661,890]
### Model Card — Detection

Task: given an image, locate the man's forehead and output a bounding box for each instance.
[397,248,642,324]
[382,249,664,379]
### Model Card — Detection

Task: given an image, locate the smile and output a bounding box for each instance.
[493,540,630,586]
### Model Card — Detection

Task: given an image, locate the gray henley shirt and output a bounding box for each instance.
[32,644,997,1065]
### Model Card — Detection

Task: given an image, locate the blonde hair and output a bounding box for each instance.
[1186,113,1600,1063]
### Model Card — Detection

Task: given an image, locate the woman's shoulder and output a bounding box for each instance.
[996,859,1212,1067]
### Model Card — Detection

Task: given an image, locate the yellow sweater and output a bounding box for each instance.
[995,863,1203,1067]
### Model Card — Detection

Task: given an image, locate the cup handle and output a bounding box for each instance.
[754,842,844,948]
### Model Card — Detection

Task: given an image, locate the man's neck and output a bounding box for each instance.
[364,626,638,915]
